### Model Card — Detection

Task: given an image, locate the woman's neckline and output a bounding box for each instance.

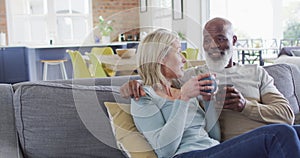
[153,85,181,101]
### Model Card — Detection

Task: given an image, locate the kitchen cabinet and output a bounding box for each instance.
[0,41,187,83]
[0,47,29,84]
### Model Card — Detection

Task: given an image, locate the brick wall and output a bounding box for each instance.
[92,0,140,41]
[0,0,7,41]
[0,0,139,43]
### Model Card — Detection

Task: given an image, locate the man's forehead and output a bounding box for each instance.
[204,23,226,32]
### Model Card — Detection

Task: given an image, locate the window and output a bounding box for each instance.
[6,0,92,46]
[209,0,300,40]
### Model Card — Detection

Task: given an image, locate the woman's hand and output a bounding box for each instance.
[180,73,216,101]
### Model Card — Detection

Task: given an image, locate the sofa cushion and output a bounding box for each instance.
[0,84,21,158]
[13,81,130,158]
[104,102,157,158]
[279,46,300,56]
[274,55,300,70]
[264,63,300,113]
[291,49,300,56]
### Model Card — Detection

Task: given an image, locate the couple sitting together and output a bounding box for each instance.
[120,17,300,158]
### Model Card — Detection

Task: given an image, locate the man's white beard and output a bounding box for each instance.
[205,50,233,72]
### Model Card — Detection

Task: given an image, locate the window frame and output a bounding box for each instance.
[6,0,93,46]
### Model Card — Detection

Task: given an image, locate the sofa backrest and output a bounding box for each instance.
[13,81,130,158]
[279,46,300,57]
[264,63,300,113]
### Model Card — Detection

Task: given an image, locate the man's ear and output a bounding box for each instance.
[232,35,237,46]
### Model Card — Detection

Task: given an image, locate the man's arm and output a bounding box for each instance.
[120,80,146,99]
[242,92,294,124]
[120,66,210,99]
[241,67,295,124]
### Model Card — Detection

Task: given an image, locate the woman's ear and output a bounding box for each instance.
[160,56,167,65]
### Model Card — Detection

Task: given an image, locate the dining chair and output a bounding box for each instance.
[250,38,263,48]
[181,48,199,60]
[235,39,250,64]
[262,39,279,65]
[181,48,199,69]
[90,47,116,77]
[279,39,294,50]
[237,39,261,65]
[66,49,92,79]
[91,47,114,56]
[235,39,249,48]
[264,38,278,48]
[86,53,107,78]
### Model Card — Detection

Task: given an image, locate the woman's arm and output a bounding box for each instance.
[131,96,189,157]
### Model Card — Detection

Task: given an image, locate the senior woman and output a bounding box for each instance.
[131,28,300,158]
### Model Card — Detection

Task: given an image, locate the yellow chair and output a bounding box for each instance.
[182,48,199,60]
[90,47,116,77]
[86,53,107,78]
[182,48,199,69]
[66,49,92,79]
[91,47,114,56]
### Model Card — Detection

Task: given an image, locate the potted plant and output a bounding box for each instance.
[98,16,114,43]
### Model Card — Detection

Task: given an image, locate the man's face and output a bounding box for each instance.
[202,21,235,71]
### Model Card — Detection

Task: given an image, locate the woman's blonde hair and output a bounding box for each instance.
[137,28,179,86]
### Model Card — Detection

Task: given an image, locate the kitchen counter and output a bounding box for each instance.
[0,41,140,48]
[0,41,186,83]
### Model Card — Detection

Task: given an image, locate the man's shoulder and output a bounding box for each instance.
[233,64,267,77]
[236,64,264,72]
[236,63,259,69]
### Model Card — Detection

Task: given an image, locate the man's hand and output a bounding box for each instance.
[120,80,146,100]
[216,86,246,112]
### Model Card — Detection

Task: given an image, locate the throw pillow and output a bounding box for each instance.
[291,49,300,56]
[104,102,157,158]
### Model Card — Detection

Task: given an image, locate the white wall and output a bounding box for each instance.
[139,0,208,59]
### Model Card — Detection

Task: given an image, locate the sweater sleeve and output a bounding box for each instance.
[241,67,295,124]
[131,96,190,158]
[242,93,294,124]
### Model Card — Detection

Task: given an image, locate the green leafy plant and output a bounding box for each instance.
[98,16,114,36]
[177,32,186,40]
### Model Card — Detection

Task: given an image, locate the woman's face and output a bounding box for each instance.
[161,39,186,79]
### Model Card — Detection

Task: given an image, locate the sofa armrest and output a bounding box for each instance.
[0,84,22,158]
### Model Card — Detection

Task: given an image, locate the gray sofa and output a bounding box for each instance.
[1,63,300,158]
[274,46,300,70]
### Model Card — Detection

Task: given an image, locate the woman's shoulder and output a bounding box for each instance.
[131,86,158,105]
